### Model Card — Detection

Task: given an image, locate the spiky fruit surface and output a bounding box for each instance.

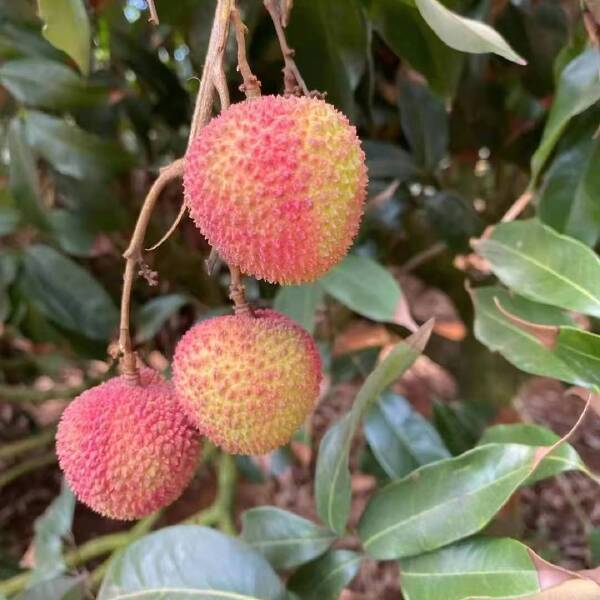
[173,310,322,455]
[56,369,200,520]
[184,95,367,284]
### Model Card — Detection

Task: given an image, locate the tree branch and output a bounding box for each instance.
[264,0,309,96]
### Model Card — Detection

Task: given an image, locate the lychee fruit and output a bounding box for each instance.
[56,368,201,520]
[172,310,322,455]
[184,95,367,284]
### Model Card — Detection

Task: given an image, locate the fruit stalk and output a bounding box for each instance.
[264,0,309,96]
[117,0,234,380]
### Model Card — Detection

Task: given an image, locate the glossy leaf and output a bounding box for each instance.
[531,48,600,182]
[135,294,191,344]
[286,0,368,117]
[538,119,600,246]
[414,0,525,64]
[0,58,107,110]
[273,284,322,335]
[319,255,409,325]
[8,118,49,231]
[358,443,540,559]
[478,423,586,484]
[286,550,362,600]
[25,111,134,180]
[28,481,75,585]
[316,321,433,534]
[365,0,464,96]
[555,327,600,390]
[474,220,600,317]
[398,78,448,171]
[38,0,90,75]
[98,525,286,599]
[400,537,541,600]
[470,286,578,383]
[241,506,335,571]
[20,244,118,341]
[364,392,450,479]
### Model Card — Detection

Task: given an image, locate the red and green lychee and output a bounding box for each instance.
[184,95,367,284]
[173,310,322,455]
[56,368,200,520]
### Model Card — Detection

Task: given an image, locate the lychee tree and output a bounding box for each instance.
[0,0,600,599]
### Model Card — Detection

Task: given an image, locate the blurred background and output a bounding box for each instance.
[0,0,598,597]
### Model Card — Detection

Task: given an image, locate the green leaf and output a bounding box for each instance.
[432,400,481,456]
[241,507,336,571]
[362,140,420,181]
[25,111,134,180]
[17,575,85,600]
[0,58,107,110]
[8,118,49,231]
[398,78,448,171]
[399,537,540,600]
[358,443,540,559]
[474,220,600,317]
[38,0,91,75]
[315,321,433,534]
[20,244,118,341]
[478,424,587,484]
[538,120,600,246]
[286,550,362,600]
[364,392,450,479]
[98,525,286,600]
[531,48,600,182]
[365,0,464,97]
[28,481,75,586]
[470,286,579,384]
[48,210,96,257]
[414,0,525,64]
[135,294,191,344]
[320,255,410,326]
[554,327,600,390]
[286,0,368,118]
[273,284,323,335]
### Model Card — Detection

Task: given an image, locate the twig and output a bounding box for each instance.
[480,190,534,240]
[147,0,160,24]
[118,0,235,381]
[264,0,309,96]
[228,265,252,316]
[0,428,55,460]
[0,454,56,490]
[231,6,261,98]
[119,160,184,383]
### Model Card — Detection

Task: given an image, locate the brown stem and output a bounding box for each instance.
[264,0,309,96]
[228,266,253,316]
[118,0,234,380]
[147,0,160,24]
[231,6,261,98]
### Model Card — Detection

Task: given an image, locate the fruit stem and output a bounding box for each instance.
[264,0,310,96]
[229,266,253,317]
[231,5,262,98]
[117,0,234,380]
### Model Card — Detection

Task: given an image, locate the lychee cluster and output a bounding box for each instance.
[184,95,367,284]
[57,95,364,520]
[173,310,322,455]
[56,369,200,520]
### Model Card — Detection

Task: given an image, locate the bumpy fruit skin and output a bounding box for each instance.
[56,369,200,520]
[184,95,367,284]
[173,310,322,455]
